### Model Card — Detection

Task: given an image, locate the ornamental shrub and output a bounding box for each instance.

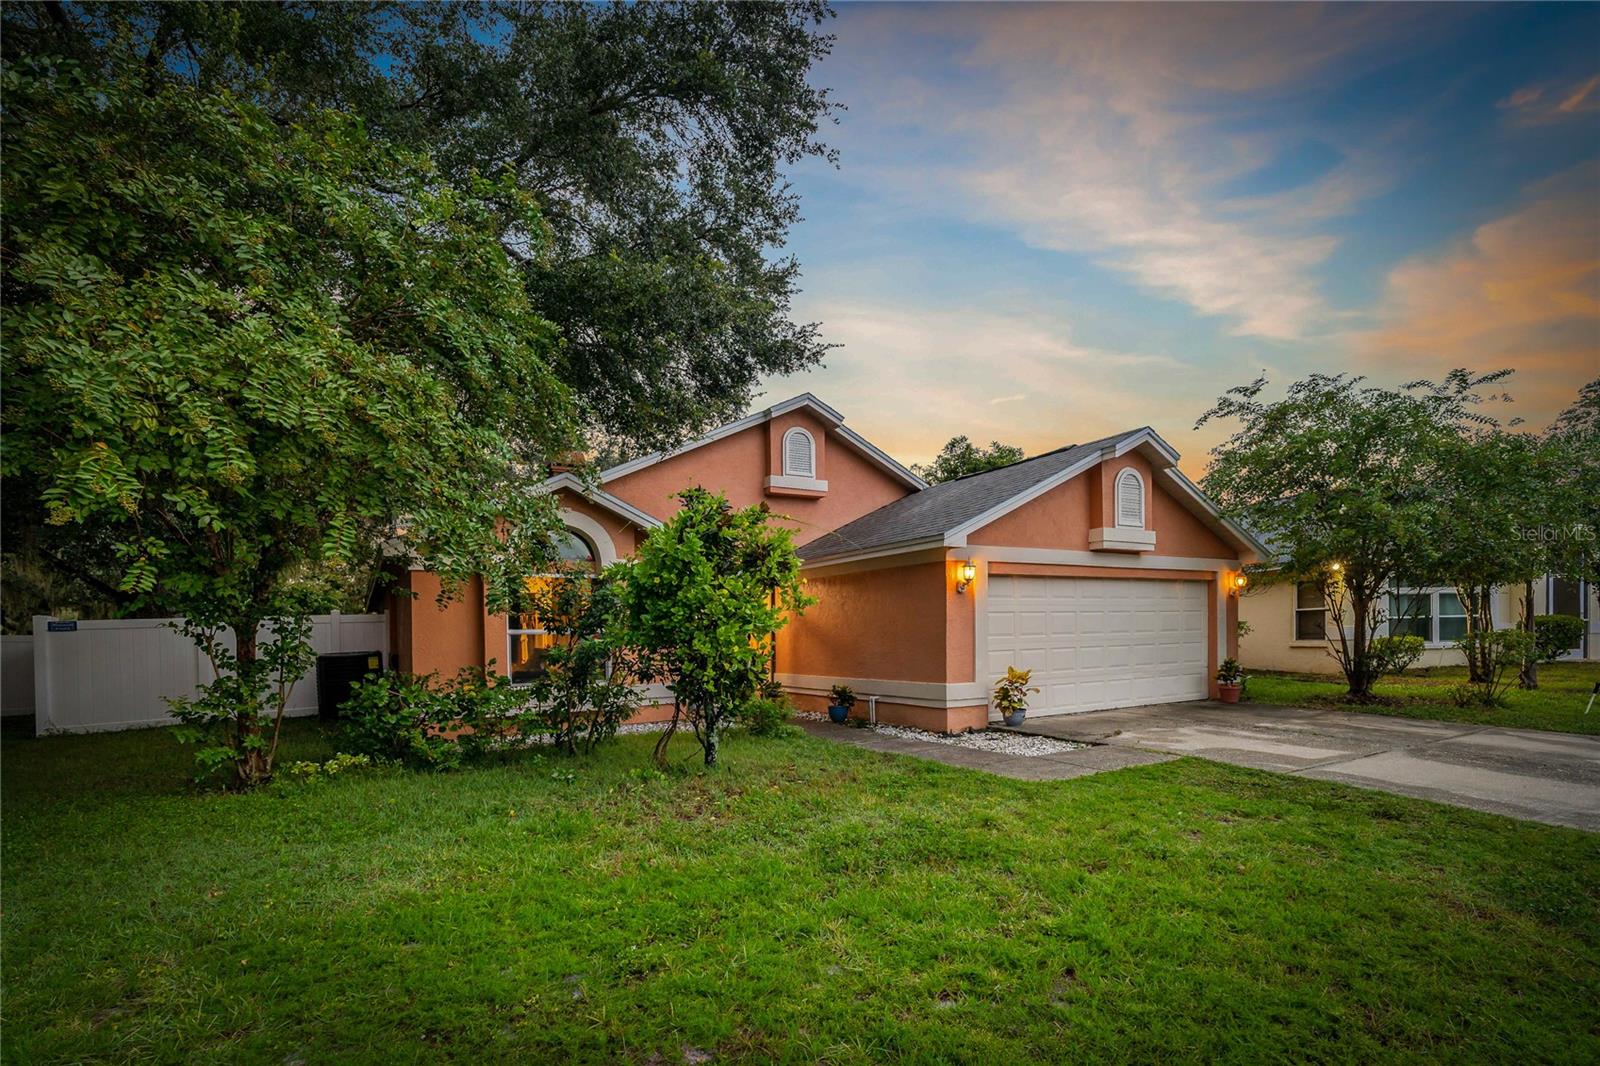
[522,570,641,754]
[1452,629,1536,706]
[341,666,532,769]
[1369,635,1426,677]
[1533,614,1585,663]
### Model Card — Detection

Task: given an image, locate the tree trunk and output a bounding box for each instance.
[1346,591,1373,700]
[1520,580,1539,690]
[232,624,271,789]
[704,714,719,767]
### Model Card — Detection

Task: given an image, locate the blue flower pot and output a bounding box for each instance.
[1002,709,1026,727]
[828,704,850,724]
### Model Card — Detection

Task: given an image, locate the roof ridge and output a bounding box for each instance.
[935,428,1138,487]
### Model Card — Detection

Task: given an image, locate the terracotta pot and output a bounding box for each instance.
[1217,683,1243,704]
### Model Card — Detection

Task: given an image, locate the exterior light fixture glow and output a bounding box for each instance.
[956,561,977,593]
[1231,572,1248,593]
[1329,561,1343,573]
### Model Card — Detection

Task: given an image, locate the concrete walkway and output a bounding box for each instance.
[1003,701,1600,831]
[797,719,1173,781]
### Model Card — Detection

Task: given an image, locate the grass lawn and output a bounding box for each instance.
[4,721,1598,1063]
[1245,660,1600,735]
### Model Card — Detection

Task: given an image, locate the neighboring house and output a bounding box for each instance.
[388,394,1267,732]
[1238,576,1599,675]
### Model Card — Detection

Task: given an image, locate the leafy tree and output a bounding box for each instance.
[1198,371,1509,700]
[3,0,841,452]
[911,436,1026,484]
[523,569,642,755]
[2,54,575,785]
[615,489,812,768]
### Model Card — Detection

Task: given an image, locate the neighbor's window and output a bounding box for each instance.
[507,528,598,685]
[1114,468,1145,528]
[1389,592,1433,641]
[1294,582,1327,640]
[1436,591,1468,642]
[782,427,816,478]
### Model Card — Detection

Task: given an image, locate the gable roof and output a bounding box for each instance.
[539,472,663,529]
[597,393,927,491]
[798,427,1268,564]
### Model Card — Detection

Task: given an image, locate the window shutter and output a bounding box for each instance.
[1115,470,1144,528]
[783,429,814,478]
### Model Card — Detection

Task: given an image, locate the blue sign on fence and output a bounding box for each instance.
[46,620,78,632]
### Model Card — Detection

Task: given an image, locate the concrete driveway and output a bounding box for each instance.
[1005,701,1600,831]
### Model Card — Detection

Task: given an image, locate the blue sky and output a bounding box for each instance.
[759,2,1600,475]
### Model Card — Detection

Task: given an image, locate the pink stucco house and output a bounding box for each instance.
[388,394,1267,733]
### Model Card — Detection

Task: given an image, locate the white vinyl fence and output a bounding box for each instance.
[26,613,386,735]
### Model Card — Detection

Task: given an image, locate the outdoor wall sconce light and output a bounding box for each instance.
[956,560,977,593]
[1230,572,1248,595]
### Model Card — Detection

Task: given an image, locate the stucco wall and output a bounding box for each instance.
[604,411,912,545]
[779,561,954,683]
[968,454,1235,560]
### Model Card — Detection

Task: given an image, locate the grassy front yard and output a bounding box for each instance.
[1245,660,1600,735]
[4,721,1597,1063]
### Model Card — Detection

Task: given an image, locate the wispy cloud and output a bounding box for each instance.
[1497,72,1600,123]
[988,393,1027,406]
[1360,164,1600,417]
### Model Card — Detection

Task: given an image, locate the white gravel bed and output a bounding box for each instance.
[797,711,1086,757]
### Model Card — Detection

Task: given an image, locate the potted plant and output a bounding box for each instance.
[828,684,856,724]
[1215,658,1245,703]
[993,666,1038,727]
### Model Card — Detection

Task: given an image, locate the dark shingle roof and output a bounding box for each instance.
[799,430,1142,562]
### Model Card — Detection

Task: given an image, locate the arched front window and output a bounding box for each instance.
[782,427,816,478]
[1115,468,1145,529]
[508,528,598,684]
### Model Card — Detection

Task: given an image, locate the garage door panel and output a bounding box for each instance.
[985,576,1209,715]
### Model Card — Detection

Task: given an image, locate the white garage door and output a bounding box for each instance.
[984,575,1210,715]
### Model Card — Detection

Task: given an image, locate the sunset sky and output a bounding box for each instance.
[760,2,1600,476]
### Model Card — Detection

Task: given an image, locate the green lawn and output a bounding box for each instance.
[1245,660,1600,735]
[4,721,1598,1063]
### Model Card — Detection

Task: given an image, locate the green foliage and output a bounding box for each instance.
[1543,378,1600,587]
[521,571,642,755]
[1451,630,1537,707]
[1215,659,1244,685]
[734,695,798,739]
[1198,370,1513,699]
[1369,635,1426,678]
[829,684,857,708]
[1534,615,1586,664]
[2,0,841,452]
[614,488,814,766]
[992,666,1039,713]
[911,436,1026,484]
[2,52,575,784]
[280,752,374,785]
[340,667,532,770]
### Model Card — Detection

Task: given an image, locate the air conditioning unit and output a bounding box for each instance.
[315,651,384,719]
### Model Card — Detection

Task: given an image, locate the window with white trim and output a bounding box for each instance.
[1114,468,1145,528]
[1294,582,1327,640]
[1388,588,1467,645]
[782,427,815,478]
[507,528,598,685]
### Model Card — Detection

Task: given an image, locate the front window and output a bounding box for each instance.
[507,528,597,685]
[1294,582,1327,640]
[1388,588,1467,645]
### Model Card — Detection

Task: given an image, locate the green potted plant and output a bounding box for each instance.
[1215,658,1245,703]
[828,684,856,724]
[993,666,1038,727]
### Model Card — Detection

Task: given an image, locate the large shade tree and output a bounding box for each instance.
[2,0,840,452]
[2,52,576,785]
[911,436,1025,484]
[1198,371,1511,700]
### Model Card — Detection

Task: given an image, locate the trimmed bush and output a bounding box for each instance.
[341,666,532,769]
[1534,614,1585,663]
